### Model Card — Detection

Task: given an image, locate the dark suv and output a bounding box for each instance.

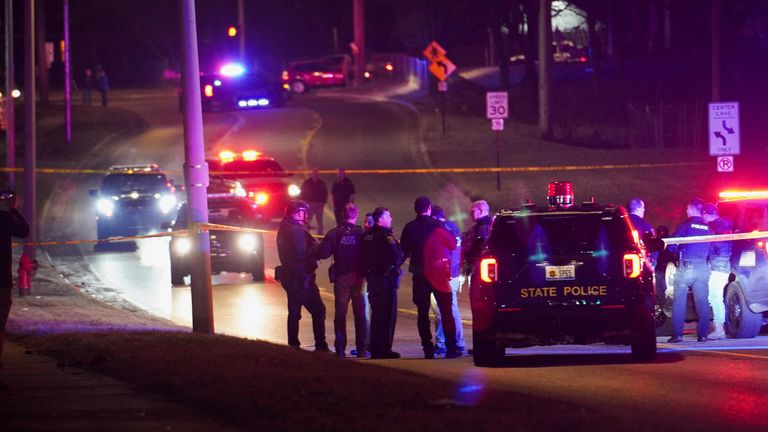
[471,182,657,366]
[89,164,179,240]
[198,66,287,112]
[168,179,265,285]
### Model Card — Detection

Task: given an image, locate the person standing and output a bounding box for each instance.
[300,168,328,235]
[96,65,109,107]
[702,203,732,340]
[81,68,94,106]
[627,197,655,237]
[317,203,368,357]
[331,168,355,227]
[462,200,492,286]
[400,196,459,359]
[0,190,30,364]
[276,200,329,352]
[667,198,712,343]
[361,207,403,359]
[430,205,465,355]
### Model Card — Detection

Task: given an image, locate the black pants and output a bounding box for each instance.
[333,272,367,354]
[367,272,399,356]
[412,273,456,354]
[0,285,11,358]
[280,272,327,349]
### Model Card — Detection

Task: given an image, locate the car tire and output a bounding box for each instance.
[252,252,265,282]
[291,81,307,94]
[472,329,504,367]
[725,281,762,338]
[631,305,657,361]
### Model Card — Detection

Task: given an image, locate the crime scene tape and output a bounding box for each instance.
[662,230,768,246]
[0,161,706,177]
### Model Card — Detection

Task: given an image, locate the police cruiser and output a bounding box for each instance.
[471,181,656,366]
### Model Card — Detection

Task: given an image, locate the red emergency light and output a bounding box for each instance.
[547,181,574,208]
[718,190,768,200]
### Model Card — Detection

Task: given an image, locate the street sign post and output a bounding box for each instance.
[423,41,456,134]
[717,156,734,173]
[486,92,509,191]
[708,102,740,156]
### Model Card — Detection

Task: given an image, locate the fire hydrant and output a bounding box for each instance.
[17,253,37,297]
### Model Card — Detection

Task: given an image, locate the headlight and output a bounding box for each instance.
[254,192,269,205]
[288,184,301,197]
[237,234,258,252]
[96,198,116,217]
[158,194,178,214]
[174,238,192,255]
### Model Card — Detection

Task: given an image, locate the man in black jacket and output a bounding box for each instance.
[0,190,30,363]
[361,207,403,359]
[400,196,458,359]
[317,203,368,357]
[462,200,492,284]
[300,168,328,235]
[276,199,329,352]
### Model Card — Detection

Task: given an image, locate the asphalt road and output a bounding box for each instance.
[38,87,768,431]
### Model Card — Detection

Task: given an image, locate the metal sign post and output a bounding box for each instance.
[423,41,456,135]
[487,92,508,190]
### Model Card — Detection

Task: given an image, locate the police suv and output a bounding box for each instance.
[167,178,265,285]
[89,164,179,240]
[471,182,656,366]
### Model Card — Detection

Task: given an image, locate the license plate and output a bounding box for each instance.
[545,265,575,280]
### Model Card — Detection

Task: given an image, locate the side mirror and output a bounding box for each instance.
[89,189,99,197]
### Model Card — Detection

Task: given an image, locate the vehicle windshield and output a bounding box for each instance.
[488,212,635,258]
[208,159,287,178]
[176,200,259,228]
[101,173,167,194]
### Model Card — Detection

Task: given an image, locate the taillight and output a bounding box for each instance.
[252,192,269,205]
[281,70,289,81]
[204,84,214,97]
[623,253,641,278]
[480,257,497,283]
[758,241,768,254]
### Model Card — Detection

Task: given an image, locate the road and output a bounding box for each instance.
[39,87,768,431]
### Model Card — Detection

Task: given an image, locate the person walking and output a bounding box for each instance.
[300,168,328,235]
[331,168,355,227]
[361,207,403,359]
[276,200,329,352]
[317,203,368,357]
[400,196,459,359]
[0,190,30,365]
[81,68,94,106]
[666,198,712,343]
[430,205,465,355]
[96,65,109,107]
[702,203,732,340]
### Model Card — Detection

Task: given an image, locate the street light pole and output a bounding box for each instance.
[5,0,15,188]
[23,0,37,262]
[352,0,365,86]
[179,0,214,334]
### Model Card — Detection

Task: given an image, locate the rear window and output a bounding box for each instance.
[488,212,635,258]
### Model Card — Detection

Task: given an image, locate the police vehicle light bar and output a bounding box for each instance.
[109,164,160,173]
[718,190,768,200]
[220,63,246,77]
[547,181,574,208]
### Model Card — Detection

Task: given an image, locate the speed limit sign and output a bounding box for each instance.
[486,92,508,119]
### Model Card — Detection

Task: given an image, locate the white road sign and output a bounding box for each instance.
[708,102,740,156]
[486,92,509,119]
[491,118,504,131]
[716,156,734,173]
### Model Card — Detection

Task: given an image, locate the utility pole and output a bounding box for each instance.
[23,0,37,262]
[180,0,214,335]
[711,0,721,102]
[237,0,245,61]
[538,0,552,140]
[64,0,71,144]
[35,0,49,106]
[5,0,15,188]
[352,0,365,86]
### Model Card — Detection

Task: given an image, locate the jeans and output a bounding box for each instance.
[280,272,327,349]
[308,201,325,235]
[333,272,367,354]
[672,261,711,338]
[432,276,465,350]
[708,270,729,325]
[412,273,456,354]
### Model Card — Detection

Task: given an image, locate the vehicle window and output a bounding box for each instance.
[293,62,322,72]
[101,174,167,193]
[489,213,633,258]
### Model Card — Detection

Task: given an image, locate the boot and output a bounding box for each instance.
[708,322,726,340]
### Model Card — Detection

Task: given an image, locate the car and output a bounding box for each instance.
[656,189,768,338]
[281,55,351,94]
[89,164,179,240]
[206,150,301,221]
[167,178,265,285]
[196,63,287,112]
[470,181,657,366]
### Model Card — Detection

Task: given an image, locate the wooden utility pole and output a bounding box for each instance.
[711,0,721,102]
[5,0,15,188]
[23,0,37,262]
[538,0,552,139]
[353,0,365,86]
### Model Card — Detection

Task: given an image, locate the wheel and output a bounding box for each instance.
[291,80,307,94]
[631,305,657,361]
[472,330,504,367]
[725,282,762,338]
[251,252,265,282]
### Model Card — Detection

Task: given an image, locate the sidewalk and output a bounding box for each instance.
[0,341,237,432]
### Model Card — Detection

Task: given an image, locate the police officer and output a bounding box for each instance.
[667,198,712,343]
[276,199,329,352]
[702,203,732,340]
[627,197,655,237]
[317,203,368,357]
[462,200,492,288]
[361,207,403,359]
[401,196,458,359]
[430,205,465,355]
[1,190,30,364]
